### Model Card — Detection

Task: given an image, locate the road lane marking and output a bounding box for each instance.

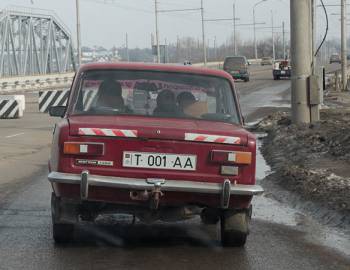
[5,132,25,138]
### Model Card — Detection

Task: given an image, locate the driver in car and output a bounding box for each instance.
[95,79,125,110]
[177,91,196,113]
[153,89,180,117]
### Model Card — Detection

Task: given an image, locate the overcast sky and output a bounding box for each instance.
[0,0,345,49]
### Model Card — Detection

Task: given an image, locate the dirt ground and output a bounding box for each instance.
[255,91,350,229]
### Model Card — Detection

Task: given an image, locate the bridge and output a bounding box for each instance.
[0,6,76,78]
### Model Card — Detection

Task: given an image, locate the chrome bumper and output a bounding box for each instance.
[48,171,264,208]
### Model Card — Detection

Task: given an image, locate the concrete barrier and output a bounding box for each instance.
[39,90,69,113]
[0,95,25,119]
[38,89,100,113]
[0,95,26,111]
[0,72,74,93]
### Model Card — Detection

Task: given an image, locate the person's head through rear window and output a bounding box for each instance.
[154,89,178,116]
[177,91,196,113]
[96,79,124,109]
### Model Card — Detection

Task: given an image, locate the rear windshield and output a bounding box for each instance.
[72,70,240,124]
[224,57,246,66]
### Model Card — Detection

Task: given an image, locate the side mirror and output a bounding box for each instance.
[49,106,66,117]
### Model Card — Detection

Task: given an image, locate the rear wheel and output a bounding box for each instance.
[53,223,74,244]
[220,210,250,247]
[51,193,75,243]
[200,208,220,224]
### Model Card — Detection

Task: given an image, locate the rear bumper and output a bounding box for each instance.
[273,70,291,77]
[231,73,249,79]
[48,171,263,208]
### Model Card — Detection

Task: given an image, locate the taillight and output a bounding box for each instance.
[211,150,252,165]
[63,142,104,156]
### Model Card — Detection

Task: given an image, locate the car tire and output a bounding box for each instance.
[220,211,249,247]
[244,77,250,82]
[51,193,74,243]
[200,208,220,225]
[53,223,74,244]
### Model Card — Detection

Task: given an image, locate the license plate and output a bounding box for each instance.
[123,152,197,171]
[281,71,286,74]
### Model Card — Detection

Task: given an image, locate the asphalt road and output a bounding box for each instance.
[0,66,349,270]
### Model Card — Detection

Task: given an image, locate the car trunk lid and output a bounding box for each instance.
[68,115,248,145]
[65,115,252,184]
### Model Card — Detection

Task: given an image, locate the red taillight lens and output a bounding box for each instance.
[63,142,104,156]
[211,150,251,165]
[211,150,231,163]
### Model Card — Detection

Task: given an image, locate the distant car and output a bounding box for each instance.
[261,57,273,66]
[273,60,291,80]
[330,54,341,64]
[48,62,263,246]
[184,61,192,66]
[223,56,250,82]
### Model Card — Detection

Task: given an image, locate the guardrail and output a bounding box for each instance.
[194,59,262,69]
[0,72,74,93]
[324,67,350,91]
[0,59,263,93]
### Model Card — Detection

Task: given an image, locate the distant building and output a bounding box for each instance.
[81,46,120,63]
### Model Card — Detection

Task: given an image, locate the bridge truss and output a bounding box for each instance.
[0,7,76,77]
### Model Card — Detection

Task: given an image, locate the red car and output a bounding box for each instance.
[48,62,263,246]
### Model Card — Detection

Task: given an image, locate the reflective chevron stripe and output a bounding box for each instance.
[39,90,69,113]
[78,128,138,138]
[39,89,98,113]
[0,99,20,119]
[184,133,241,145]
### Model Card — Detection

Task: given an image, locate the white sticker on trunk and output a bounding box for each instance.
[185,133,241,145]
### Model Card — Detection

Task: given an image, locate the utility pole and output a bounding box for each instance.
[311,0,320,121]
[76,0,82,66]
[156,4,203,64]
[282,21,286,59]
[154,0,160,63]
[253,7,257,59]
[201,0,207,66]
[253,0,267,60]
[290,0,312,123]
[125,33,129,62]
[207,38,210,60]
[341,0,347,91]
[233,3,237,55]
[312,0,316,75]
[214,36,217,60]
[271,10,275,60]
[176,35,180,62]
[164,38,168,63]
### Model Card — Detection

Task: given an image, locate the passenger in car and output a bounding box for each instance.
[153,89,180,117]
[177,91,196,113]
[95,79,125,109]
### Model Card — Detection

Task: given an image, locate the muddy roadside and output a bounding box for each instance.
[252,91,350,230]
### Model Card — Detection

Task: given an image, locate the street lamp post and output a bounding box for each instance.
[76,0,82,66]
[233,3,237,55]
[271,10,275,60]
[341,0,347,91]
[154,0,161,63]
[201,0,207,66]
[253,0,267,60]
